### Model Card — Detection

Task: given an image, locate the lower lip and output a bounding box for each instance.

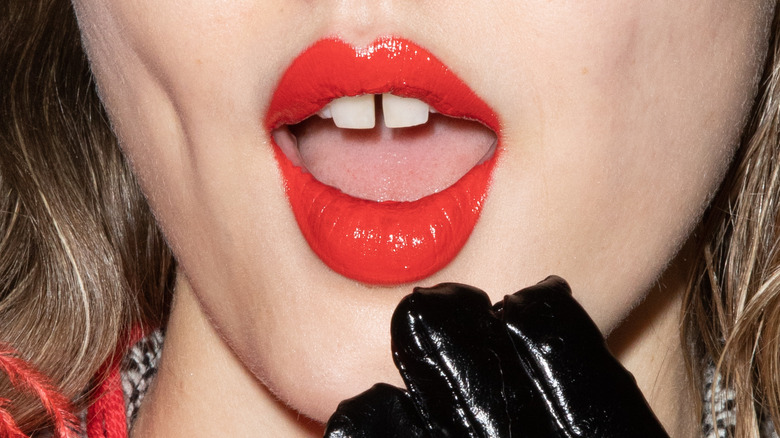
[273,145,498,285]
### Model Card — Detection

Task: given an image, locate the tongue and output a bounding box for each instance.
[288,114,496,202]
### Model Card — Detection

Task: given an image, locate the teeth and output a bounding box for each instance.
[328,95,376,129]
[317,105,332,119]
[317,94,433,129]
[382,94,430,128]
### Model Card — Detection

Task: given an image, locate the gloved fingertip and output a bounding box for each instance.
[533,275,572,294]
[390,283,527,436]
[498,275,609,369]
[492,275,571,317]
[391,283,496,372]
[410,282,493,304]
[393,283,493,338]
[324,383,428,438]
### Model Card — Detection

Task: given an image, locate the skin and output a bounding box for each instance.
[71,1,773,436]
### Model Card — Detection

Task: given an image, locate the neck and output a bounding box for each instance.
[608,257,697,438]
[133,268,696,437]
[131,276,323,437]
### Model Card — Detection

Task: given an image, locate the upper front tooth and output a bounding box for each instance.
[382,94,430,128]
[330,95,376,129]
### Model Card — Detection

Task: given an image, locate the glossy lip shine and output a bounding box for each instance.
[266,37,500,285]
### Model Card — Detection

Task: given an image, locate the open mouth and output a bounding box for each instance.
[275,95,496,202]
[266,37,501,285]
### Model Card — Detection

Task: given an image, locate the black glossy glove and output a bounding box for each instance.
[324,276,669,438]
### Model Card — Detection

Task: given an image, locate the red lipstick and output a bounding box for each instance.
[266,37,500,285]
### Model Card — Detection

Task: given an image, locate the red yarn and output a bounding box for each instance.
[86,327,148,438]
[0,398,26,437]
[0,347,81,438]
[86,358,127,438]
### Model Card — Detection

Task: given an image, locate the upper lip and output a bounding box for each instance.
[264,36,499,134]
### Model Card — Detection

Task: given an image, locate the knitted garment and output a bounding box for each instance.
[74,332,162,438]
[119,331,164,429]
[701,364,739,438]
[82,330,773,437]
[701,364,778,438]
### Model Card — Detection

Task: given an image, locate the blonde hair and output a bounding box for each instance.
[1,0,779,436]
[683,4,780,437]
[0,1,173,432]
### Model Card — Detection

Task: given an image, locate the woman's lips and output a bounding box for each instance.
[266,37,501,285]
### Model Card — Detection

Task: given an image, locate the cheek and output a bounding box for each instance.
[449,1,770,329]
[75,0,411,421]
[73,0,308,283]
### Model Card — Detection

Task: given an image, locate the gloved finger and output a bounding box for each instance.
[498,275,669,437]
[323,383,429,438]
[391,283,556,437]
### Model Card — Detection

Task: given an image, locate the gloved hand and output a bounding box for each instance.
[324,276,669,437]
